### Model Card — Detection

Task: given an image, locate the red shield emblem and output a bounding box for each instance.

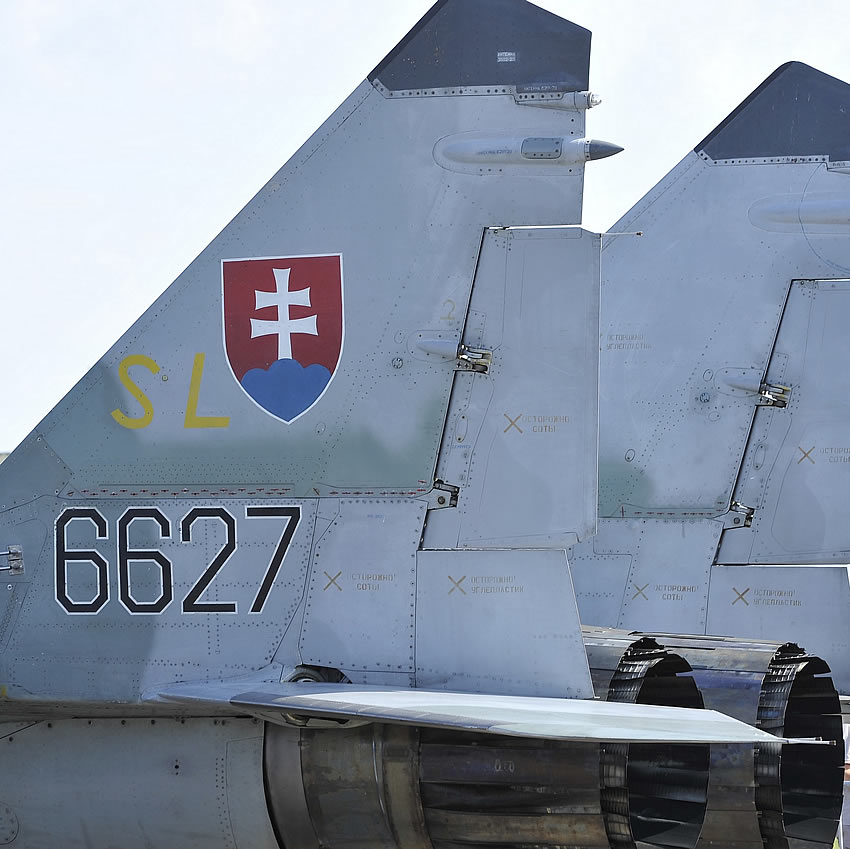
[222,255,344,422]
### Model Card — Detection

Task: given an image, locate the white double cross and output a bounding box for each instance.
[250,267,318,360]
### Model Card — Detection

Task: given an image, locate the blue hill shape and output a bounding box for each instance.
[241,358,331,422]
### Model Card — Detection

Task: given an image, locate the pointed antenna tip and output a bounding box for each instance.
[587,140,624,161]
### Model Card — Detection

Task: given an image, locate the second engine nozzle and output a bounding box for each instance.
[587,631,844,849]
[584,630,710,849]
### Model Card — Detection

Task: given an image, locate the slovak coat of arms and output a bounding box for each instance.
[222,255,344,422]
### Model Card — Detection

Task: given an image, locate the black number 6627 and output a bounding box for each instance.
[54,505,300,616]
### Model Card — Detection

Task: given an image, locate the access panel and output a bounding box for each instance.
[719,279,850,563]
[423,228,600,550]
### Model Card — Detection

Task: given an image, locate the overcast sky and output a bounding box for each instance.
[2,0,850,450]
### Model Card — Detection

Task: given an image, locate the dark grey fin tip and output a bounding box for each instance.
[694,62,797,153]
[369,0,591,96]
[368,0,450,84]
[696,61,850,162]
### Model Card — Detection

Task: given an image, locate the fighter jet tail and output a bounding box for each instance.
[567,62,850,849]
[571,61,850,687]
[0,0,616,709]
[0,4,846,849]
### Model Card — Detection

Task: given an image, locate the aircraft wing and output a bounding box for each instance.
[155,681,825,745]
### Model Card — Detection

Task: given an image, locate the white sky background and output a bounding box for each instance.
[2,0,850,451]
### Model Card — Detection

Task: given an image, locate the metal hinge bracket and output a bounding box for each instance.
[0,546,23,574]
[456,344,492,374]
[427,480,460,510]
[720,503,755,529]
[757,382,790,407]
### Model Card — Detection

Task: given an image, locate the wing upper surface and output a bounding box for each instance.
[155,681,825,745]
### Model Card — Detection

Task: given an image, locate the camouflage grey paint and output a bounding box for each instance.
[0,0,603,710]
[424,228,600,551]
[0,718,277,849]
[572,518,720,634]
[415,549,591,698]
[570,63,850,693]
[719,279,850,563]
[706,565,850,681]
[0,4,843,847]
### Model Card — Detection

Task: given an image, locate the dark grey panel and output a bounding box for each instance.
[369,0,591,93]
[697,62,850,161]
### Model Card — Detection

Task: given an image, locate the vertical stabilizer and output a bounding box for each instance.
[0,0,605,706]
[570,62,850,692]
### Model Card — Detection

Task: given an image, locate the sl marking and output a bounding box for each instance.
[185,353,231,428]
[631,582,649,601]
[732,586,750,606]
[323,570,343,592]
[797,445,816,464]
[503,413,523,434]
[448,575,467,596]
[111,354,160,429]
[113,352,230,430]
